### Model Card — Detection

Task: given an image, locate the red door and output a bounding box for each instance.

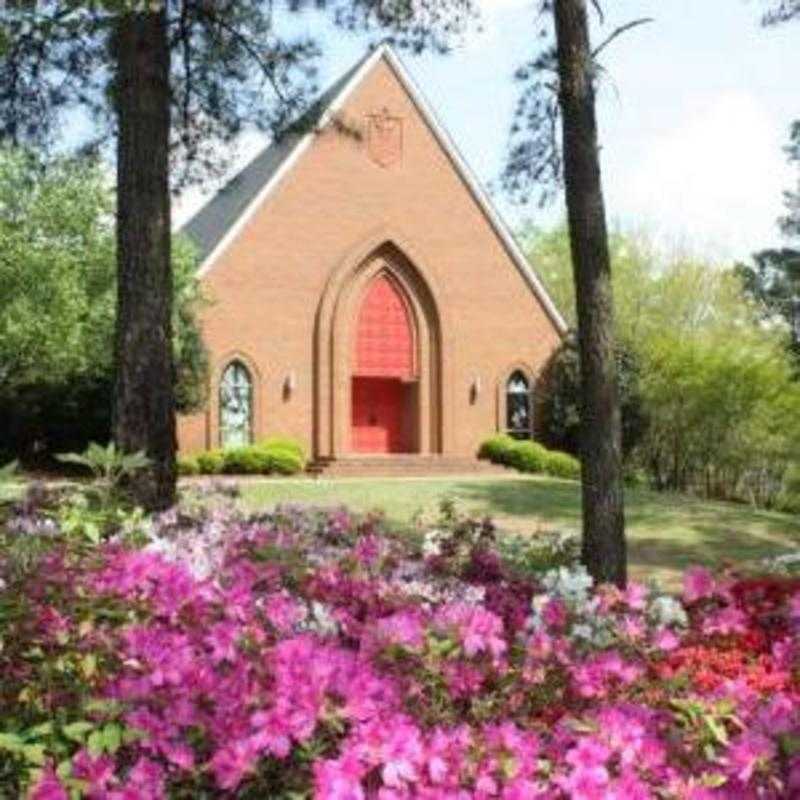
[352,378,407,453]
[351,275,417,454]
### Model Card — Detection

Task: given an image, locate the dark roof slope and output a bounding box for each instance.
[180,52,372,264]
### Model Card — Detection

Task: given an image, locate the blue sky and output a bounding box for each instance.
[174,1,800,262]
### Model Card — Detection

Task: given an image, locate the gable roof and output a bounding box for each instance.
[181,44,567,334]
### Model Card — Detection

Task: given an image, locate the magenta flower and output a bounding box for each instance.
[28,765,67,800]
[682,566,715,604]
[724,732,775,783]
[210,738,258,790]
[652,627,680,651]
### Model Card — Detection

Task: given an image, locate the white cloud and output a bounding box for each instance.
[608,91,792,260]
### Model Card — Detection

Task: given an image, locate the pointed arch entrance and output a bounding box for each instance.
[314,240,444,458]
[352,273,417,453]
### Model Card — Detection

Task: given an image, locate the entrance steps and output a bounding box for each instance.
[307,455,508,478]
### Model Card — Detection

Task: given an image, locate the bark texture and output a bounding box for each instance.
[553,0,627,586]
[113,7,176,511]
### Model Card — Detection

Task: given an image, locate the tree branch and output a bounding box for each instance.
[591,17,653,59]
[589,0,605,25]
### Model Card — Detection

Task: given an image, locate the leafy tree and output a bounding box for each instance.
[737,123,800,371]
[0,147,207,461]
[539,332,648,461]
[0,1,477,509]
[639,329,800,503]
[502,2,651,586]
[527,224,800,503]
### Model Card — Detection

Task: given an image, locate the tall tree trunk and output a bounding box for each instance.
[553,0,626,586]
[112,6,176,511]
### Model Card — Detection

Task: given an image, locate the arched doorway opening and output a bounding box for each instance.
[315,240,444,459]
[351,273,418,453]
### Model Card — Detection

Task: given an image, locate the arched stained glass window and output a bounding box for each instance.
[506,370,532,439]
[219,361,253,448]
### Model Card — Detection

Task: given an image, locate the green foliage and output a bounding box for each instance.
[260,436,306,462]
[196,450,226,475]
[477,434,517,464]
[190,439,306,476]
[478,435,576,479]
[539,332,648,459]
[177,456,200,476]
[543,450,581,480]
[507,441,549,474]
[737,248,800,373]
[776,463,800,514]
[524,224,800,504]
[499,530,581,576]
[57,442,149,488]
[266,446,305,476]
[0,459,18,483]
[52,443,151,542]
[221,446,274,475]
[0,148,209,461]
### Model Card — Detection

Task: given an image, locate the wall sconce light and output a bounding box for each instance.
[470,375,481,405]
[283,371,296,400]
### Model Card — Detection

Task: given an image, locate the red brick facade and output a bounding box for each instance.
[177,46,565,459]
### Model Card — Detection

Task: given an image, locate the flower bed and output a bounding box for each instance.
[1,485,799,799]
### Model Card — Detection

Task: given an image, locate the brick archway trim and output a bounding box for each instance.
[314,231,452,458]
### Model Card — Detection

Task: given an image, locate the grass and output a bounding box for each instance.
[239,474,800,588]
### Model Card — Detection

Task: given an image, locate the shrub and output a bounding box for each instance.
[266,446,304,476]
[506,440,549,474]
[177,456,200,476]
[5,495,800,799]
[543,450,581,480]
[260,436,305,462]
[190,438,306,476]
[222,446,272,475]
[196,449,225,475]
[775,464,800,514]
[477,434,515,464]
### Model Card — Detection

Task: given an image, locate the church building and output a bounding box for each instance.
[177,44,566,466]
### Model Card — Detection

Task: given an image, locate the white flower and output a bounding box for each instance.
[541,565,594,605]
[422,529,446,559]
[302,601,339,636]
[648,595,688,628]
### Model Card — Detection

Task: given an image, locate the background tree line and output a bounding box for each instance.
[529,219,800,510]
[0,147,208,463]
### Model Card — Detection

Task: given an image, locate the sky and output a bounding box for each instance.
[173,0,800,263]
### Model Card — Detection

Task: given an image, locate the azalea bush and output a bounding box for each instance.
[1,483,799,799]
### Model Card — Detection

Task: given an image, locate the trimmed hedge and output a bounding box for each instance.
[507,441,549,474]
[477,434,517,464]
[478,434,580,480]
[180,439,306,477]
[543,450,581,480]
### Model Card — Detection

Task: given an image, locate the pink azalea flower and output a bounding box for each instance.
[652,627,680,651]
[701,606,747,636]
[28,765,68,800]
[683,567,715,604]
[624,582,648,611]
[210,739,258,790]
[71,749,115,791]
[566,737,611,770]
[724,732,775,783]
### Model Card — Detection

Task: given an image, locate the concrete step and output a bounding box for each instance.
[307,455,508,478]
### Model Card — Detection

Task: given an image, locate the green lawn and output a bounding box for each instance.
[238,474,800,588]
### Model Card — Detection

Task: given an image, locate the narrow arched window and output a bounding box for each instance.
[506,370,532,439]
[219,360,253,448]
